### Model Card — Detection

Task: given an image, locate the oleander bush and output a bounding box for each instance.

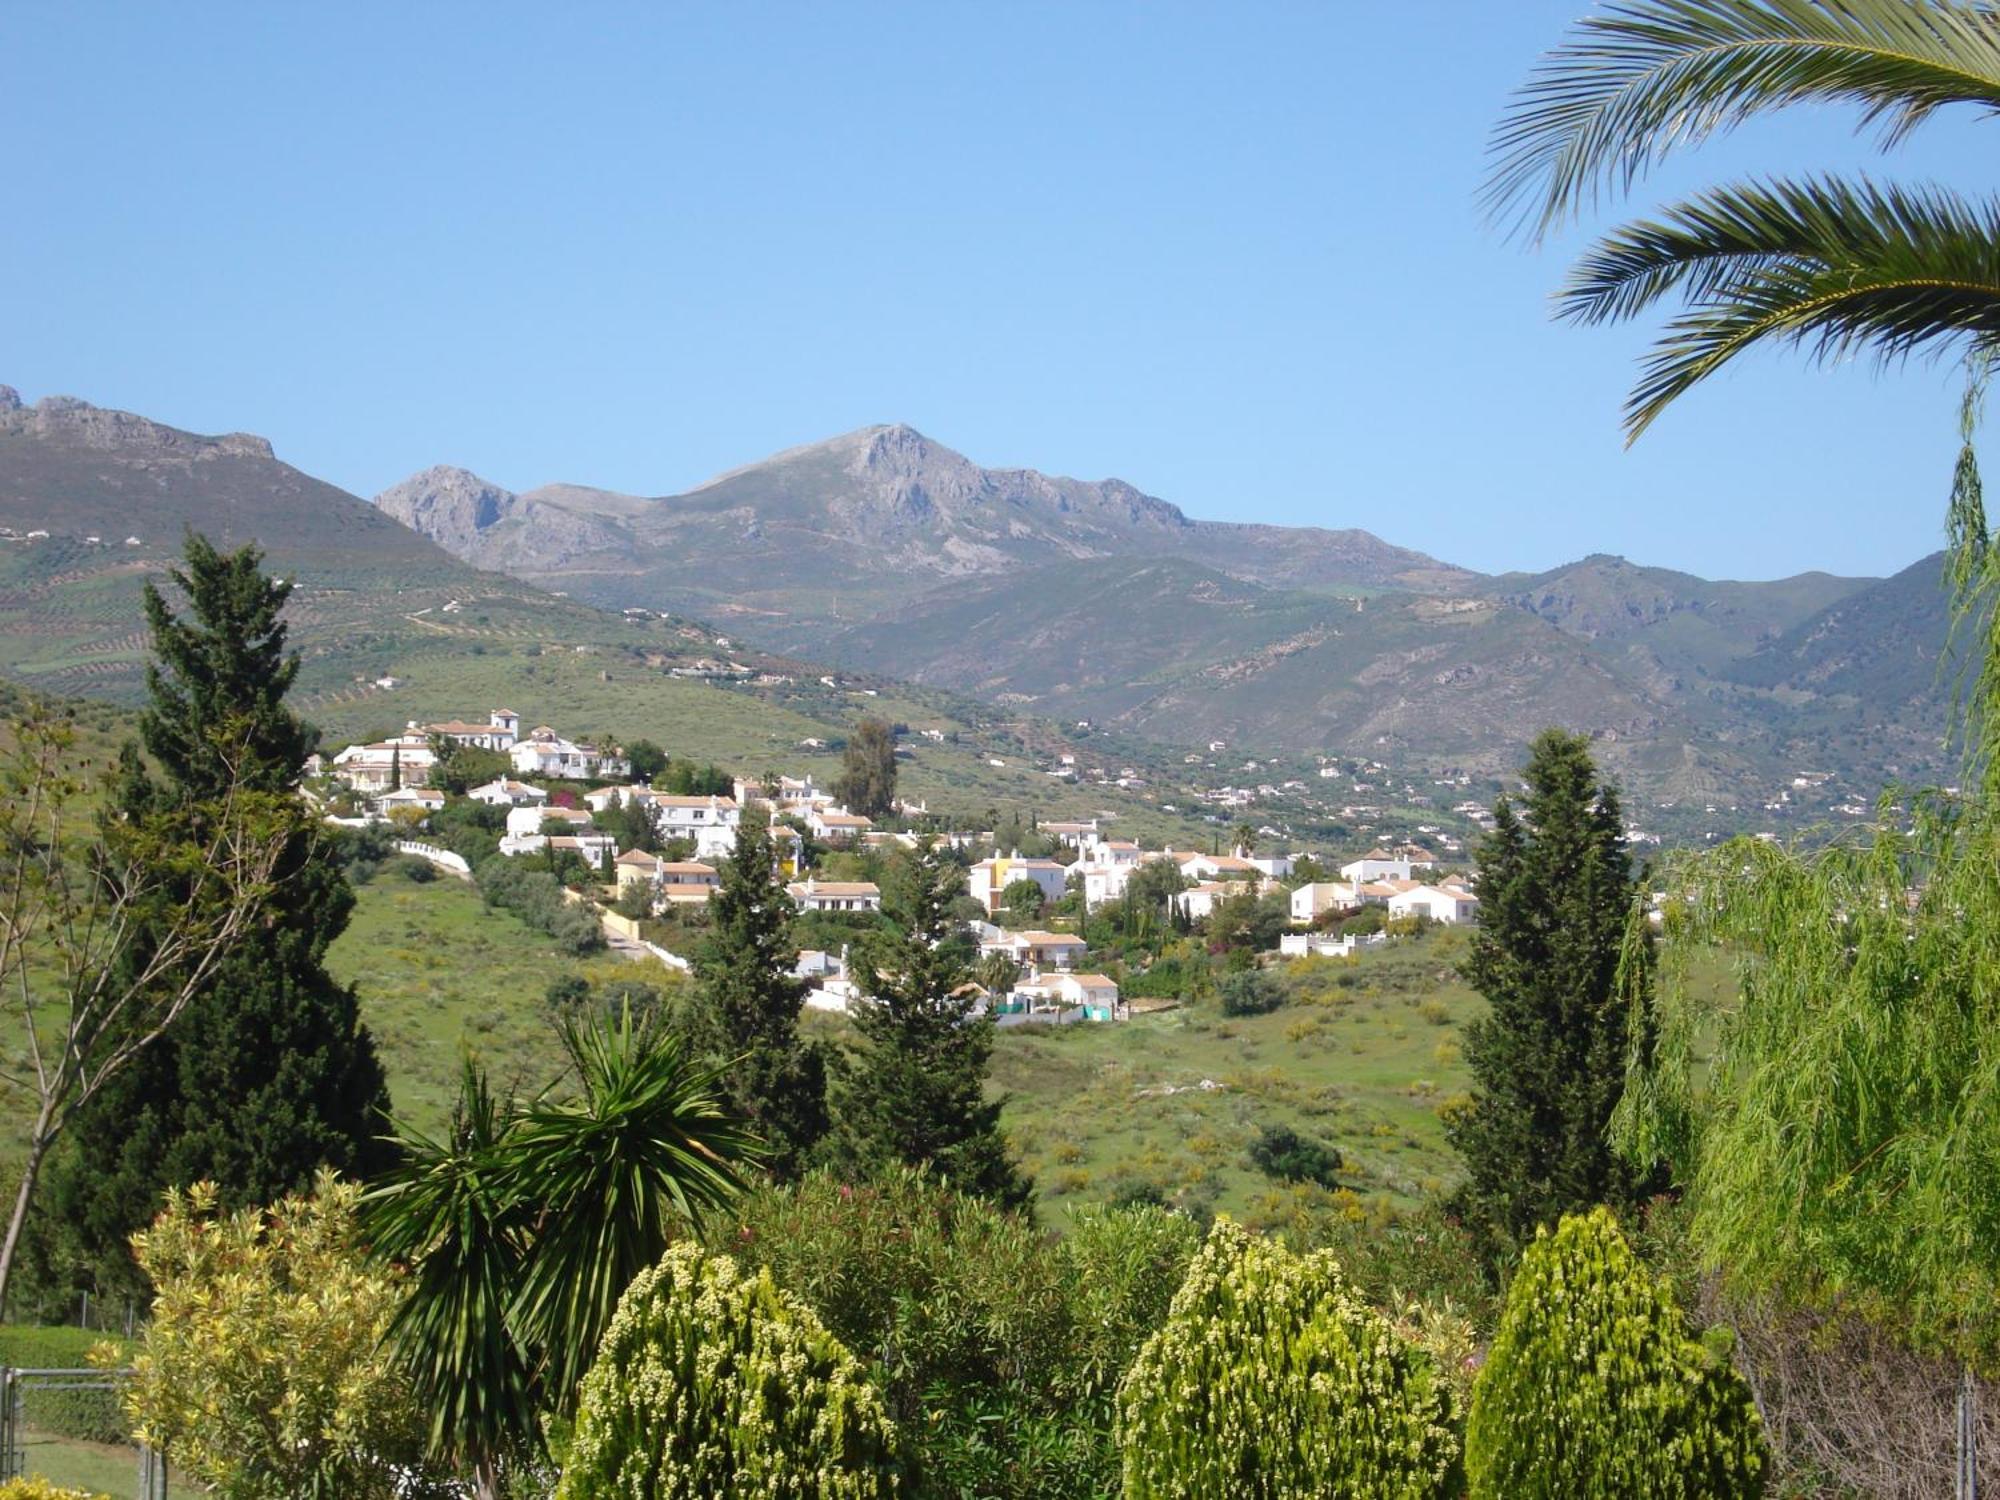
[555,1240,900,1499]
[1464,1207,1767,1499]
[1117,1217,1463,1499]
[0,1481,112,1500]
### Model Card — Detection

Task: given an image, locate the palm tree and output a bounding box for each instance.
[364,1062,535,1500]
[497,1004,758,1415]
[1490,0,2000,442]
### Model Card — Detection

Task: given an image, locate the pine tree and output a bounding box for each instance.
[834,840,1029,1210]
[39,534,393,1301]
[1445,728,1659,1251]
[690,824,829,1180]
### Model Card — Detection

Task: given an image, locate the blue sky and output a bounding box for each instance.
[3,2,1987,579]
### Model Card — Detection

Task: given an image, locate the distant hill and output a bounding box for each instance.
[0,388,703,702]
[373,424,1475,649]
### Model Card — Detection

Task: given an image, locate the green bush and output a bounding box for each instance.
[1247,1123,1343,1189]
[1117,1218,1462,1499]
[1465,1207,1767,1499]
[0,1326,131,1445]
[718,1170,1197,1500]
[1217,970,1282,1017]
[0,1480,112,1500]
[555,1241,900,1499]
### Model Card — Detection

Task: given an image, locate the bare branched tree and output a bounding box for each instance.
[0,701,299,1314]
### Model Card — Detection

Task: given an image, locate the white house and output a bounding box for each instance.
[1040,820,1099,850]
[1172,882,1240,922]
[330,732,437,792]
[542,832,618,866]
[1246,852,1297,881]
[1177,852,1263,884]
[419,709,519,753]
[614,848,665,894]
[1290,881,1357,925]
[1387,883,1480,925]
[646,795,741,860]
[656,860,722,907]
[786,879,882,914]
[1339,847,1436,883]
[500,804,593,856]
[468,778,547,807]
[374,786,446,815]
[510,726,629,781]
[808,808,873,844]
[978,929,1090,972]
[1003,971,1124,1024]
[967,853,1069,914]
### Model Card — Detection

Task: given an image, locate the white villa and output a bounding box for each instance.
[787,879,882,914]
[468,778,548,807]
[1387,883,1480,925]
[967,852,1068,914]
[999,971,1124,1024]
[645,794,741,860]
[808,808,873,844]
[330,732,437,792]
[420,709,520,753]
[1339,848,1436,883]
[978,929,1090,972]
[510,725,629,781]
[1290,881,1357,924]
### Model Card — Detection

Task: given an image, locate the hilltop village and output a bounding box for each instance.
[312,708,1484,1024]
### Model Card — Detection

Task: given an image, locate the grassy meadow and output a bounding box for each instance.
[328,872,1489,1224]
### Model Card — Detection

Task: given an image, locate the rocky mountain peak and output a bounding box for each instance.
[0,391,274,460]
[373,466,518,550]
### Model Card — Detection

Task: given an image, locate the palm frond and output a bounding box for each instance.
[1557,175,2000,436]
[1489,0,2000,240]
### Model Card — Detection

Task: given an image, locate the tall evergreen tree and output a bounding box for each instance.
[1445,728,1659,1251]
[832,716,897,819]
[833,840,1030,1210]
[689,825,828,1180]
[39,534,393,1300]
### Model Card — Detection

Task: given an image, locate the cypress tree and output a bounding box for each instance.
[690,824,829,1180]
[832,717,897,820]
[1445,728,1659,1251]
[834,840,1029,1210]
[41,534,393,1300]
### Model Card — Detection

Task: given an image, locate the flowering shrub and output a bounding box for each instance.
[0,1482,112,1500]
[556,1240,900,1498]
[1116,1217,1463,1498]
[119,1173,439,1500]
[1465,1207,1767,1498]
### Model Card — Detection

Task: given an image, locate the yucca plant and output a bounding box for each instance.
[363,1061,536,1500]
[1491,0,2000,440]
[498,1003,759,1417]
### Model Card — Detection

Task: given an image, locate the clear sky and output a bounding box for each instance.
[3,2,1987,580]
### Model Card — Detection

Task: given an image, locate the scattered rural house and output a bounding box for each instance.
[967,852,1069,914]
[510,725,630,780]
[786,878,883,914]
[420,708,520,752]
[468,777,548,807]
[1386,883,1480,925]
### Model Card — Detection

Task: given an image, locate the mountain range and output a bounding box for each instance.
[373,422,1956,801]
[0,385,1958,806]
